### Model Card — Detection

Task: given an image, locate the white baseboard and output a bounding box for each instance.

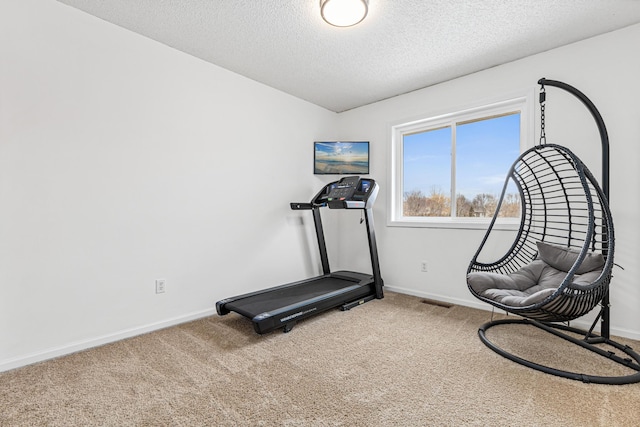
[0,308,217,373]
[385,285,640,341]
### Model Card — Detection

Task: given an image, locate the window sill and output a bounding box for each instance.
[387,217,520,231]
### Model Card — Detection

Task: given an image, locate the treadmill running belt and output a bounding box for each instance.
[226,276,360,317]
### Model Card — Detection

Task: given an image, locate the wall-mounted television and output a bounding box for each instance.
[313,141,369,175]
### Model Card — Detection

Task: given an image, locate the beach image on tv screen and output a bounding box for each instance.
[314,141,369,174]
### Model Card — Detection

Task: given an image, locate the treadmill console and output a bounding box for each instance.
[326,175,360,201]
[312,176,377,209]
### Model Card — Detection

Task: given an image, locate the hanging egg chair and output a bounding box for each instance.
[466,78,640,384]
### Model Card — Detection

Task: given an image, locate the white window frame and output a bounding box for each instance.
[388,91,535,230]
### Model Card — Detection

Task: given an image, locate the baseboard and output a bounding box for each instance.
[385,285,640,341]
[0,308,217,373]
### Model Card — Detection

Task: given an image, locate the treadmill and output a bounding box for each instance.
[216,176,384,334]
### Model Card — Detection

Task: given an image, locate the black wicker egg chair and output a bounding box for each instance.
[467,78,640,384]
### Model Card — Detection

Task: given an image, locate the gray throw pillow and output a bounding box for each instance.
[536,241,604,274]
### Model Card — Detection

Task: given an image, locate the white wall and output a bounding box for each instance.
[0,0,341,371]
[335,23,640,340]
[2,1,639,373]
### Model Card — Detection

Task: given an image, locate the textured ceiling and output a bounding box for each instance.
[57,0,640,112]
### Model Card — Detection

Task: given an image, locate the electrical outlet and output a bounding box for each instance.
[421,262,428,272]
[155,279,166,294]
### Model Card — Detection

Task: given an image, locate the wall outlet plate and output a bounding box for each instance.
[155,279,166,294]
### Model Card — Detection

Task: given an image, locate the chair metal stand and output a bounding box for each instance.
[479,317,640,384]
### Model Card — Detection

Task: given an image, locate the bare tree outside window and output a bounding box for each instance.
[403,190,520,218]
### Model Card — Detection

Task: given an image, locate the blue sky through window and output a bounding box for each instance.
[403,127,451,196]
[403,113,520,199]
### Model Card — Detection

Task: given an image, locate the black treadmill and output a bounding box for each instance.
[216,176,384,334]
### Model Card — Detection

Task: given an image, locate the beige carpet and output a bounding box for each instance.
[1,292,639,426]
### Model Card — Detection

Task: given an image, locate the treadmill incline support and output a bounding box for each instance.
[364,207,384,299]
[313,206,331,276]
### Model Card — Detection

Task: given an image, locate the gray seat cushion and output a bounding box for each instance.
[468,258,603,308]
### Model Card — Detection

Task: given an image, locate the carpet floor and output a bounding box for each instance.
[1,292,639,426]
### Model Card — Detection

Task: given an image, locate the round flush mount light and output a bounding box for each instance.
[320,0,369,27]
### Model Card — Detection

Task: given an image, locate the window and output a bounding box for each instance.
[389,94,533,229]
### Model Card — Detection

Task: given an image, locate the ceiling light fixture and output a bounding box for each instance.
[320,0,369,27]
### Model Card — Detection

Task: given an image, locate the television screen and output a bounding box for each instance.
[314,141,369,175]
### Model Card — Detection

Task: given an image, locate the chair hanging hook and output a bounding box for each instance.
[539,84,547,146]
